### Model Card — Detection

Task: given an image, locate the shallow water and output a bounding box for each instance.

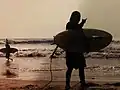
[0,39,120,82]
[0,57,120,82]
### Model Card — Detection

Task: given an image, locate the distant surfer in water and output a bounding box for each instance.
[50,11,89,90]
[5,39,13,62]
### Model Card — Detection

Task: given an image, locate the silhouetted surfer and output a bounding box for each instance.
[5,39,13,62]
[50,11,89,90]
[65,11,89,89]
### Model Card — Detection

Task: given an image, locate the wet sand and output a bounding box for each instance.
[0,79,120,90]
[1,57,120,81]
[0,57,120,89]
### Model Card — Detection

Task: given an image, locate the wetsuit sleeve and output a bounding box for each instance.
[85,36,90,53]
[79,20,86,29]
[82,32,90,53]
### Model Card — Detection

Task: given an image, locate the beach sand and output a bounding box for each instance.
[0,57,120,89]
[0,79,120,90]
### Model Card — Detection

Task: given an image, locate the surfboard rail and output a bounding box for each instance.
[0,48,18,53]
[54,28,113,52]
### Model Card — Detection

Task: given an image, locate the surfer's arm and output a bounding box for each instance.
[79,18,87,28]
[50,45,58,59]
[84,37,90,53]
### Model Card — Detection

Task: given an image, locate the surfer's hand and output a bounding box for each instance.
[82,18,87,23]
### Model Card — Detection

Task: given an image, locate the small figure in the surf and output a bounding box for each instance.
[5,39,13,62]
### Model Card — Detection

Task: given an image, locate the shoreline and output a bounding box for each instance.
[0,79,120,90]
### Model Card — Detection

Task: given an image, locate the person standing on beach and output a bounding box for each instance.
[65,11,89,89]
[50,11,89,90]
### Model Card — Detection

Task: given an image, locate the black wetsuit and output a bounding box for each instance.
[65,21,89,86]
[5,44,11,60]
[65,21,89,69]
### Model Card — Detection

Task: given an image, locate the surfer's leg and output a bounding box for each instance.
[6,59,10,66]
[6,53,10,61]
[65,67,73,89]
[7,58,9,61]
[9,58,13,61]
[6,53,13,61]
[79,67,86,85]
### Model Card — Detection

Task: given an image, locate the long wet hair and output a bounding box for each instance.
[69,11,81,24]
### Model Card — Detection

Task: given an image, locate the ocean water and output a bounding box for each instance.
[0,39,120,81]
[0,38,119,58]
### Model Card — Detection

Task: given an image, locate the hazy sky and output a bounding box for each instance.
[0,0,120,39]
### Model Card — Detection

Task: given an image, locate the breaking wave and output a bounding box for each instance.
[0,38,119,44]
[0,47,120,58]
[0,38,53,44]
[0,39,120,58]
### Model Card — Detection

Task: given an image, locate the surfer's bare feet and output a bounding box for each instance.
[10,58,13,61]
[80,82,89,88]
[6,60,10,66]
[65,85,70,90]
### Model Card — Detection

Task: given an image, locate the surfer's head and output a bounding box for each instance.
[69,11,81,24]
[5,39,9,44]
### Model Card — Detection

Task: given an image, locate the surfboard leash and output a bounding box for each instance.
[71,82,80,90]
[41,46,59,90]
[41,58,53,90]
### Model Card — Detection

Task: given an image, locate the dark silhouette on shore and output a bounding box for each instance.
[65,11,89,89]
[50,11,89,90]
[4,39,14,67]
[5,39,13,61]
